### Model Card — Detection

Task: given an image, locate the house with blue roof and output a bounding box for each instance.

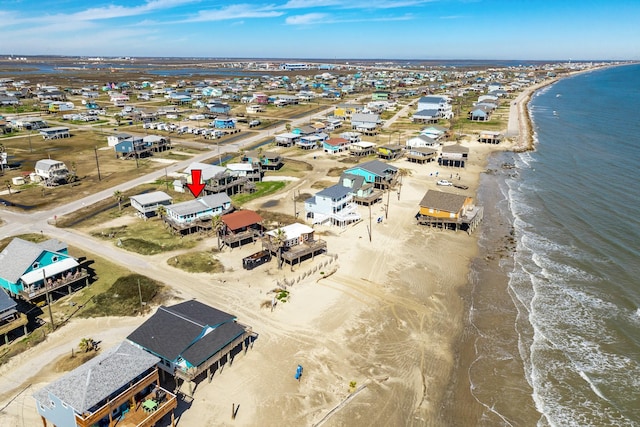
[207,102,231,114]
[0,238,87,301]
[114,136,151,159]
[304,184,361,227]
[213,117,235,129]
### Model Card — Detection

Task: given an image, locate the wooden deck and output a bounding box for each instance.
[205,176,248,196]
[175,327,256,383]
[74,369,176,427]
[118,392,177,427]
[19,270,89,301]
[0,313,28,342]
[417,206,483,234]
[263,239,327,265]
[353,190,383,206]
[221,230,261,248]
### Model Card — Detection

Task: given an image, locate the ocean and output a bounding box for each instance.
[460,64,640,426]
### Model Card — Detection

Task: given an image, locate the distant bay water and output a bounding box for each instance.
[468,63,640,426]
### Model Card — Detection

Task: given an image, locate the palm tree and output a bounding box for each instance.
[396,168,412,200]
[68,161,78,183]
[212,215,224,250]
[113,190,123,211]
[272,228,287,270]
[78,337,95,353]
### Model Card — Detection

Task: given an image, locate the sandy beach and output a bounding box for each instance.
[0,80,547,426]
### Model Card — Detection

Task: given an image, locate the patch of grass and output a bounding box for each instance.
[54,350,100,372]
[256,210,301,229]
[79,274,163,317]
[167,251,225,273]
[311,180,334,189]
[90,219,198,255]
[232,181,287,206]
[265,158,312,177]
[327,167,346,177]
[275,288,289,302]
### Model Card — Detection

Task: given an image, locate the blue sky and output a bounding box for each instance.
[1,0,638,60]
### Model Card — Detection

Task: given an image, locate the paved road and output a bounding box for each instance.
[382,98,418,129]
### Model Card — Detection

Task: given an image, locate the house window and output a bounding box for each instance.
[49,400,56,408]
[32,262,39,269]
[61,401,67,408]
[52,256,59,262]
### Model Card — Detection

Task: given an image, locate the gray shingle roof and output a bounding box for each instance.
[351,113,380,123]
[130,191,172,206]
[441,144,469,154]
[0,238,67,284]
[419,190,469,213]
[317,184,351,200]
[413,109,439,117]
[0,288,17,313]
[33,341,159,413]
[167,193,231,217]
[347,160,398,177]
[181,322,246,367]
[339,173,365,191]
[127,300,239,366]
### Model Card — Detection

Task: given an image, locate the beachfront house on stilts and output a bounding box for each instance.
[34,341,178,427]
[126,301,256,398]
[416,190,483,234]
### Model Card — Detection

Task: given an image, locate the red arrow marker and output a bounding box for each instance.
[185,169,205,198]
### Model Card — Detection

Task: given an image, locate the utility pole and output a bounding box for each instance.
[367,204,372,242]
[165,167,169,191]
[43,269,54,330]
[138,279,143,310]
[385,187,391,219]
[94,146,102,181]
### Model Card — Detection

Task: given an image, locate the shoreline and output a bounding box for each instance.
[441,62,624,425]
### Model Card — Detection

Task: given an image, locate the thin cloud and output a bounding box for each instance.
[186,4,284,22]
[70,0,197,21]
[285,12,413,25]
[282,0,435,9]
[285,13,329,25]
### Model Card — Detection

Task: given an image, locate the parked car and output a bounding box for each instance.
[437,179,453,186]
[249,119,261,128]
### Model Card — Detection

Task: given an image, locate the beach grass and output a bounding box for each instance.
[166,250,224,273]
[232,181,287,206]
[78,273,163,317]
[265,158,313,177]
[89,219,199,255]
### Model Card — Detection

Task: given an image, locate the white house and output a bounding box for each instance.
[266,223,315,248]
[34,159,68,183]
[304,184,361,227]
[129,191,173,218]
[406,134,440,149]
[416,96,453,119]
[165,193,232,225]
